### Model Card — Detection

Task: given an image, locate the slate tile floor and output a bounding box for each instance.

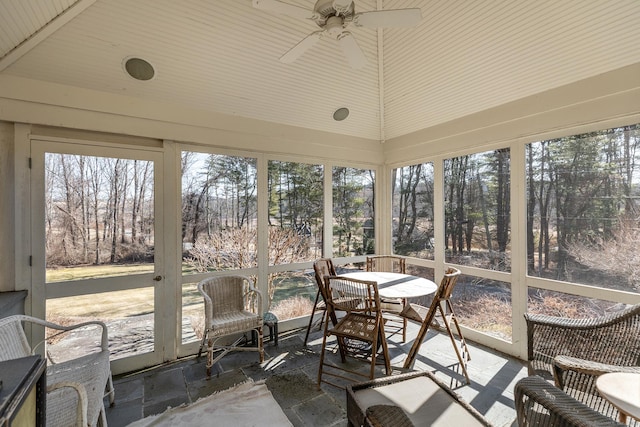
[105,323,527,426]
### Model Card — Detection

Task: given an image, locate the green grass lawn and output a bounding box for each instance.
[46,264,315,323]
[46,263,155,282]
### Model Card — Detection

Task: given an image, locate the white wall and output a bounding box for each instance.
[0,121,14,292]
[0,75,384,164]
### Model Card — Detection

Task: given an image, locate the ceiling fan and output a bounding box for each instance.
[252,0,422,69]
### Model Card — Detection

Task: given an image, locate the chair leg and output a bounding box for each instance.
[257,326,264,363]
[106,372,115,406]
[197,329,209,359]
[99,402,108,427]
[369,332,378,380]
[402,317,407,343]
[439,301,471,384]
[402,298,407,343]
[304,289,321,346]
[378,323,392,376]
[403,312,431,369]
[206,337,214,378]
[317,320,331,389]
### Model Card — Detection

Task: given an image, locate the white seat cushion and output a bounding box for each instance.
[353,376,487,426]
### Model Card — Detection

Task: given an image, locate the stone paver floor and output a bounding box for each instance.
[103,321,526,426]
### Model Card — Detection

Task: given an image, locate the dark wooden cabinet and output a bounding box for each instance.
[0,355,46,427]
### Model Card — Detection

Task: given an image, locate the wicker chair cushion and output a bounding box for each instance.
[353,375,488,426]
[209,310,262,337]
[366,404,415,427]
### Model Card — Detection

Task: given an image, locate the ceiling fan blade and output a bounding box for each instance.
[280,31,323,63]
[337,31,367,69]
[252,0,313,20]
[354,8,422,28]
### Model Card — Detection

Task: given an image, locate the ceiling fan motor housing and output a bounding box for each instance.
[313,0,355,27]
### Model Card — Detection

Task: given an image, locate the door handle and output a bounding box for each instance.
[153,275,163,282]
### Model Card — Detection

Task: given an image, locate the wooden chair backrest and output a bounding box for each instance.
[409,267,462,326]
[313,258,337,300]
[366,255,406,274]
[436,267,462,301]
[324,276,381,315]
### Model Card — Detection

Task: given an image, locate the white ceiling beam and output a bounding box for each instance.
[0,0,97,72]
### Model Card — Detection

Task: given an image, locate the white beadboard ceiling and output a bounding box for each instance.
[1,0,639,141]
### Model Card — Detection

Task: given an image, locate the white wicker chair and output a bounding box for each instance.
[196,275,264,378]
[0,314,115,427]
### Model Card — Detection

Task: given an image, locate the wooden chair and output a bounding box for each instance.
[400,267,471,384]
[366,255,406,275]
[525,304,640,423]
[304,258,337,346]
[196,275,264,378]
[366,255,408,342]
[0,314,115,427]
[318,276,391,389]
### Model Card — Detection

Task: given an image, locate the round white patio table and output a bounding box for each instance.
[339,271,437,299]
[595,372,640,423]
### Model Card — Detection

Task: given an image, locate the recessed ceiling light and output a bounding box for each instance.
[123,57,155,81]
[333,107,349,121]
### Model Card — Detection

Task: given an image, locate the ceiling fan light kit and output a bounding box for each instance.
[252,0,422,69]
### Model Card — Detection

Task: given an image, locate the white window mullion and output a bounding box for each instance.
[323,162,333,258]
[510,140,528,360]
[432,158,445,281]
[257,154,270,308]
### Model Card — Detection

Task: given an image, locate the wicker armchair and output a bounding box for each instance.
[514,375,626,427]
[196,275,264,378]
[0,314,115,427]
[525,304,640,423]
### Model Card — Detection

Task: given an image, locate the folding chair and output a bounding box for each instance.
[304,258,337,346]
[318,276,391,389]
[400,267,471,384]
